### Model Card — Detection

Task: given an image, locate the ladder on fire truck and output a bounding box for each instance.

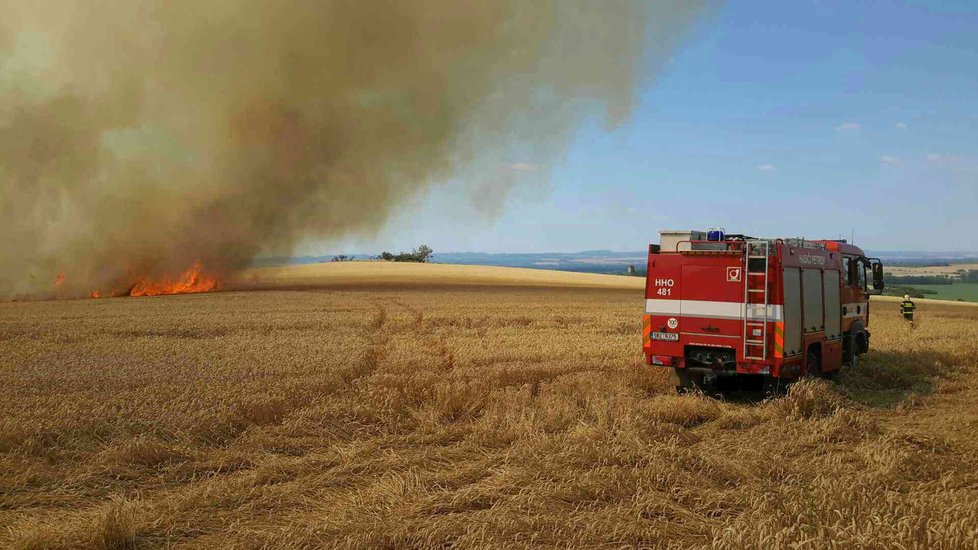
[743,239,770,361]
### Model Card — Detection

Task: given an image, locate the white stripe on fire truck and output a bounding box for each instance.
[644,299,784,321]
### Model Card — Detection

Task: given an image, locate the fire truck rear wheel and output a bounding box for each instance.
[846,339,860,368]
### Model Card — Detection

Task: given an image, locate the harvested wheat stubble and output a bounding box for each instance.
[1,265,978,549]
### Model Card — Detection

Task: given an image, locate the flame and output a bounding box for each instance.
[127,262,221,297]
[54,273,66,286]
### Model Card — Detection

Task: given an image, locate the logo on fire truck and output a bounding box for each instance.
[726,267,742,282]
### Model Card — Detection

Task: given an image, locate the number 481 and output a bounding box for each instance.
[656,288,671,296]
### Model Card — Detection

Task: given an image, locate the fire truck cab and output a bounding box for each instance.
[642,230,884,392]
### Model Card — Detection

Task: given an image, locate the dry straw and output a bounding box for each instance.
[1,267,977,548]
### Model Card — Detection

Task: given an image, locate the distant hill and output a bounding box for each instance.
[433,251,647,275]
[869,251,978,266]
[252,249,978,277]
[252,250,647,276]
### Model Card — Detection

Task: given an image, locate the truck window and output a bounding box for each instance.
[856,259,867,289]
[843,257,852,285]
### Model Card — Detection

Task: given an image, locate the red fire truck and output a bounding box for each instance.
[642,230,885,392]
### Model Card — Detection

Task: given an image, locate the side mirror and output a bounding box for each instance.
[868,258,884,295]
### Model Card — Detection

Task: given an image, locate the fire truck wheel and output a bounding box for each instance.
[837,335,857,371]
[843,334,855,366]
[805,350,820,378]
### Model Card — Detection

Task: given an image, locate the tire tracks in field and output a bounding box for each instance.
[390,298,456,372]
[350,300,388,382]
[0,297,459,547]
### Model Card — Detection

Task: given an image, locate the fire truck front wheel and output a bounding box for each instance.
[844,322,869,364]
[843,332,865,367]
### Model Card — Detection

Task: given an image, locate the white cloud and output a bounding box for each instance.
[757,164,775,172]
[922,153,978,187]
[894,122,907,130]
[926,153,976,170]
[835,122,861,131]
[880,155,901,165]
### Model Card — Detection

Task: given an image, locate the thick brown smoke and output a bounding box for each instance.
[0,1,711,299]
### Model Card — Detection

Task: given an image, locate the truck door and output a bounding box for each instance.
[802,268,824,333]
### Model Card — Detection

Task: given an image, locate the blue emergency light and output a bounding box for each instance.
[707,229,725,242]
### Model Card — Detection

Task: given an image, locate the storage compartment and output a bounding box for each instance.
[823,270,841,339]
[802,268,824,333]
[782,268,803,356]
[660,230,707,253]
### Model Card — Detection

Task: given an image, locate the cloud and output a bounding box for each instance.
[926,153,977,170]
[894,122,907,130]
[924,153,978,186]
[835,122,861,131]
[757,164,775,172]
[880,155,901,165]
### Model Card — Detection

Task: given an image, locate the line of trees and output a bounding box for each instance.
[885,270,978,286]
[885,274,954,285]
[884,285,937,299]
[377,245,433,263]
[328,246,434,263]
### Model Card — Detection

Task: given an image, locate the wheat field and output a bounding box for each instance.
[2,263,978,549]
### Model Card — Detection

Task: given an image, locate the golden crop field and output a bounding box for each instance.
[2,263,978,549]
[885,262,978,279]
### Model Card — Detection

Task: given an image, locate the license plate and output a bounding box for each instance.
[650,332,679,341]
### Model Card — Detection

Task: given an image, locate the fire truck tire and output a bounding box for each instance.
[843,334,852,365]
[843,333,858,367]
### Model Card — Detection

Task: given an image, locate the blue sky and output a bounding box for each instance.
[323,1,978,255]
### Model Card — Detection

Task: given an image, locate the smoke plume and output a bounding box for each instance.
[0,1,711,298]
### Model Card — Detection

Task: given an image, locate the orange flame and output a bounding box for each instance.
[127,262,221,297]
[54,273,66,286]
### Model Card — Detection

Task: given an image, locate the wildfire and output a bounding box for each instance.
[127,262,221,297]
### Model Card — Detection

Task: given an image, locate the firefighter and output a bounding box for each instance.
[900,294,917,325]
